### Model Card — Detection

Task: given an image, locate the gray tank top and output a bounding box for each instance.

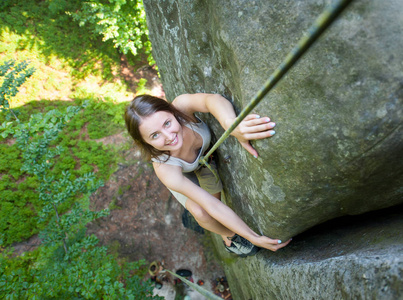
[151,117,211,173]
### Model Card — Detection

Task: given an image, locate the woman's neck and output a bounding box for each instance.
[170,124,202,163]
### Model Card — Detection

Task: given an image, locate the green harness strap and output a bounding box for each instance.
[199,0,353,178]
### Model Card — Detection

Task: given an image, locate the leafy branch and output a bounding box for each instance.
[0,60,159,299]
[0,60,35,121]
[68,0,155,64]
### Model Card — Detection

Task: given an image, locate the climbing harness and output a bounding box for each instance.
[199,0,353,177]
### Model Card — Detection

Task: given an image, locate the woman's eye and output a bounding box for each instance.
[151,133,159,139]
[165,120,171,127]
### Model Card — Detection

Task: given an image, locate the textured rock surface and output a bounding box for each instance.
[143,0,403,298]
[144,0,403,240]
[211,205,403,299]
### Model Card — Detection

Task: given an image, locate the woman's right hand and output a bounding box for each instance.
[226,114,276,158]
[251,235,292,251]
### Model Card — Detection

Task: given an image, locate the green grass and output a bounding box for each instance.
[0,0,136,107]
[0,98,130,245]
[0,0,149,247]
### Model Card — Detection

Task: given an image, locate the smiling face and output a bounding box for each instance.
[139,111,184,153]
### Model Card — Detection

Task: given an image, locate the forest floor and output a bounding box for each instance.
[86,135,228,299]
[10,59,230,299]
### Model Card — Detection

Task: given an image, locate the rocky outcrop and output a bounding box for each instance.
[210,204,403,299]
[143,0,403,298]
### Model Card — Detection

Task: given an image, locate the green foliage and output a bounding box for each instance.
[0,0,12,11]
[0,61,127,246]
[77,98,127,137]
[0,0,124,83]
[109,198,122,210]
[136,77,149,94]
[0,97,126,245]
[68,0,155,65]
[0,60,35,116]
[0,236,159,299]
[0,144,23,179]
[0,60,159,299]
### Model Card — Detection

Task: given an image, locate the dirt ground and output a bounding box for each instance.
[86,137,229,299]
[10,138,229,299]
[10,57,231,299]
[89,62,230,298]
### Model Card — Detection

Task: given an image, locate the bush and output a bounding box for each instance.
[0,60,160,299]
[68,0,155,65]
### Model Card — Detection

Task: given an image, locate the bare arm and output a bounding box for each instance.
[153,162,290,251]
[172,93,276,157]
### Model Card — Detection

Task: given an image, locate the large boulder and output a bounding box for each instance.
[143,1,403,298]
[143,0,403,240]
[210,204,403,299]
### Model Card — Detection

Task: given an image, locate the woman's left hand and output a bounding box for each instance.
[226,114,276,158]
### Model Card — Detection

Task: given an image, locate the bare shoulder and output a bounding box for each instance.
[153,161,212,206]
[152,162,184,189]
[172,93,213,115]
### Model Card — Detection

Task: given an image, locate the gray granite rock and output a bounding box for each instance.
[144,0,402,240]
[211,206,403,299]
[143,1,403,297]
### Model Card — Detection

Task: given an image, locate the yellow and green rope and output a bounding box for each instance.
[199,0,353,176]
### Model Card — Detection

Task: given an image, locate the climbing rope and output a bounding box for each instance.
[199,0,353,175]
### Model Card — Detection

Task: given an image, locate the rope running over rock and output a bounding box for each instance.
[199,0,353,178]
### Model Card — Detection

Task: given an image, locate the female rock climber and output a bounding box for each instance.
[124,93,291,256]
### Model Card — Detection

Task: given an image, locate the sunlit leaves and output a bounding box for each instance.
[68,0,154,64]
[0,60,35,117]
[0,60,160,299]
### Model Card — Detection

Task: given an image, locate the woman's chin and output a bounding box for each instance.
[169,137,183,152]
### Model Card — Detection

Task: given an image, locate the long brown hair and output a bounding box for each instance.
[124,94,193,160]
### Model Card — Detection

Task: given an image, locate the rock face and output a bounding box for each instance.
[143,0,403,298]
[210,205,403,300]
